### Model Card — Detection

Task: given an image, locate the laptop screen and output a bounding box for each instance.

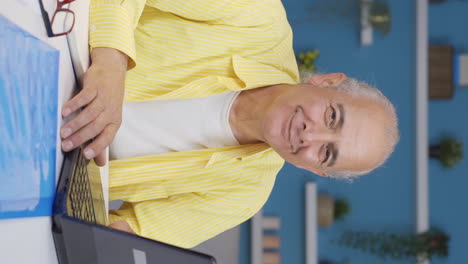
[60,216,216,264]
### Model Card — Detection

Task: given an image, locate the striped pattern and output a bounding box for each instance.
[109,144,285,247]
[89,0,299,248]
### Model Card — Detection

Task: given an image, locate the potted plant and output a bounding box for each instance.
[319,259,353,264]
[367,1,391,36]
[336,228,450,263]
[302,0,392,36]
[298,50,319,72]
[334,198,351,221]
[318,261,335,264]
[318,194,351,227]
[319,260,353,264]
[430,137,463,168]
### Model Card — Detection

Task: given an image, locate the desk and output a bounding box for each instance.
[0,0,108,263]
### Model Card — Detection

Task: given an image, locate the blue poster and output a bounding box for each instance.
[0,16,59,218]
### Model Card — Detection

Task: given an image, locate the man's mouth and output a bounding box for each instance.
[289,107,299,153]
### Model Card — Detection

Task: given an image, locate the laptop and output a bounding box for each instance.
[52,147,217,264]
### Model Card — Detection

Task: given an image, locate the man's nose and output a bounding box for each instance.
[299,122,337,145]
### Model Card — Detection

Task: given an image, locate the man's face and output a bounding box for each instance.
[262,81,389,177]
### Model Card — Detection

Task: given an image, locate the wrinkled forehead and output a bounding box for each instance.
[333,98,389,172]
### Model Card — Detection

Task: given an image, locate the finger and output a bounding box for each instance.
[94,151,107,167]
[82,124,119,160]
[109,220,135,234]
[61,117,107,152]
[61,99,104,139]
[61,88,97,117]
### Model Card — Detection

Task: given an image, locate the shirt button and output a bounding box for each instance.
[90,24,97,32]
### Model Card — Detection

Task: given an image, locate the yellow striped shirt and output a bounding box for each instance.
[89,0,299,248]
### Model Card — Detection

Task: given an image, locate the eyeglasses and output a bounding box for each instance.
[38,0,76,37]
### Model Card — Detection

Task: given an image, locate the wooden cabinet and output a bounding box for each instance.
[429,45,454,99]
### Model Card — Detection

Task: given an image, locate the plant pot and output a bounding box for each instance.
[429,145,441,159]
[319,260,335,264]
[318,194,334,227]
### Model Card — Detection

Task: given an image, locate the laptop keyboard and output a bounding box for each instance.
[68,149,97,223]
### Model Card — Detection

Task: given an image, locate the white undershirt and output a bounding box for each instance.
[109,91,241,160]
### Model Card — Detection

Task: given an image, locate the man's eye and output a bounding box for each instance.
[329,106,336,128]
[323,145,330,163]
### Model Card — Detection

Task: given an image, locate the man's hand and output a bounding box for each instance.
[60,48,128,166]
[109,220,136,234]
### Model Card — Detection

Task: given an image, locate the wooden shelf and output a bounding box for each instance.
[251,182,317,264]
[429,45,454,99]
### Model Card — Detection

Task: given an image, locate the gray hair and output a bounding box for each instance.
[300,70,400,179]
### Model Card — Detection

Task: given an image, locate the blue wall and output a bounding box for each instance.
[240,1,468,264]
[428,1,468,264]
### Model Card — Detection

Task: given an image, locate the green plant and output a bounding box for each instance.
[334,198,351,221]
[298,50,319,72]
[336,228,450,263]
[430,137,464,168]
[367,1,391,35]
[440,138,463,168]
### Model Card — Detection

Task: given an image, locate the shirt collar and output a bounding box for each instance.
[219,55,299,91]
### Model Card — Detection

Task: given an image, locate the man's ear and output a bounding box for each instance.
[297,164,329,177]
[307,73,347,87]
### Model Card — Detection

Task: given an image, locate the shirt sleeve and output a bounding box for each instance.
[109,190,254,248]
[148,0,244,22]
[89,0,147,70]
